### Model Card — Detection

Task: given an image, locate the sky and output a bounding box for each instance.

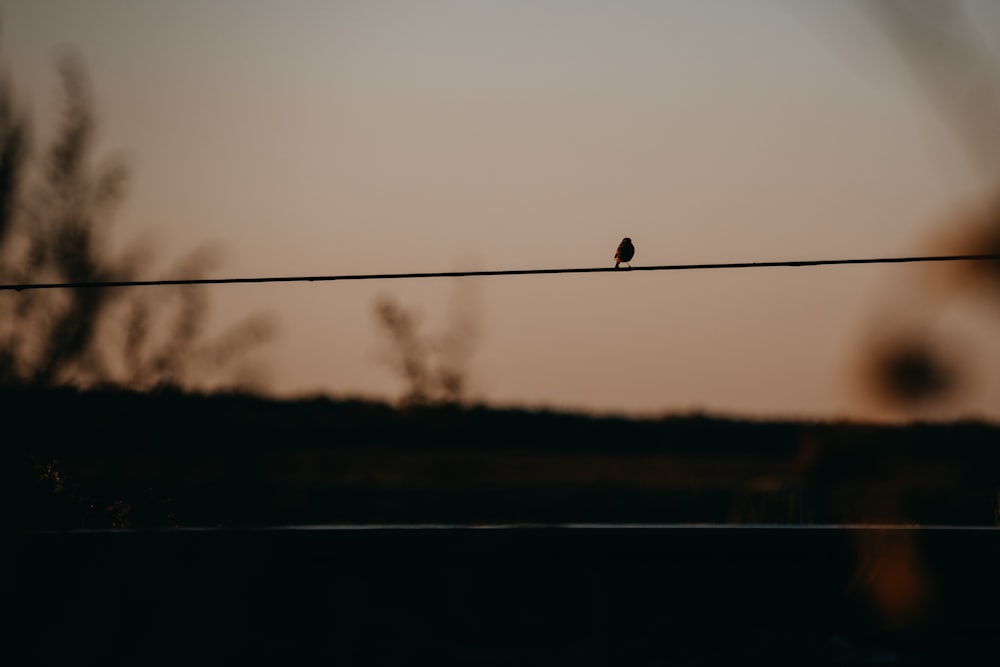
[3,1,999,421]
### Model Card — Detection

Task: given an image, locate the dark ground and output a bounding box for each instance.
[6,526,1000,666]
[4,386,1000,665]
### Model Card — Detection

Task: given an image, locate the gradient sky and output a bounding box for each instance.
[4,1,999,421]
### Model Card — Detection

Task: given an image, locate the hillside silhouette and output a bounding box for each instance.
[5,385,999,530]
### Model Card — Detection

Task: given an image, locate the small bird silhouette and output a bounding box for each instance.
[614,237,635,269]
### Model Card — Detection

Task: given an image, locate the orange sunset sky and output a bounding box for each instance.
[4,1,999,421]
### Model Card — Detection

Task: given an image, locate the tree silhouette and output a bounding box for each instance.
[0,52,275,391]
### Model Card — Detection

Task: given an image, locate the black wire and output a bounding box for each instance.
[1,253,998,292]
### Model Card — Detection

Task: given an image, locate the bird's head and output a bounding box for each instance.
[622,237,631,244]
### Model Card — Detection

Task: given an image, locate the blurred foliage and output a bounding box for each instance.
[0,49,276,529]
[864,335,961,407]
[0,57,28,249]
[373,287,479,407]
[832,2,1000,416]
[861,0,1000,177]
[0,51,275,391]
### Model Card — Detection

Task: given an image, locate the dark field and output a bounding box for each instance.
[7,526,1000,666]
[5,385,1000,528]
[4,386,1000,664]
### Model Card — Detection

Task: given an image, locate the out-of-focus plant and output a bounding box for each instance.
[373,285,480,407]
[0,54,28,251]
[810,2,1000,418]
[0,51,275,391]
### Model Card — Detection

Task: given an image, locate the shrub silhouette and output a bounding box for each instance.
[373,287,479,407]
[0,51,275,391]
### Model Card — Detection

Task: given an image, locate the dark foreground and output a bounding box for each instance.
[6,526,1000,666]
[5,387,1000,663]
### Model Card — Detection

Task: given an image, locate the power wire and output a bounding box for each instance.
[1,253,998,292]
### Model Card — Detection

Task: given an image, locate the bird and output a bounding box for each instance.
[614,237,635,269]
